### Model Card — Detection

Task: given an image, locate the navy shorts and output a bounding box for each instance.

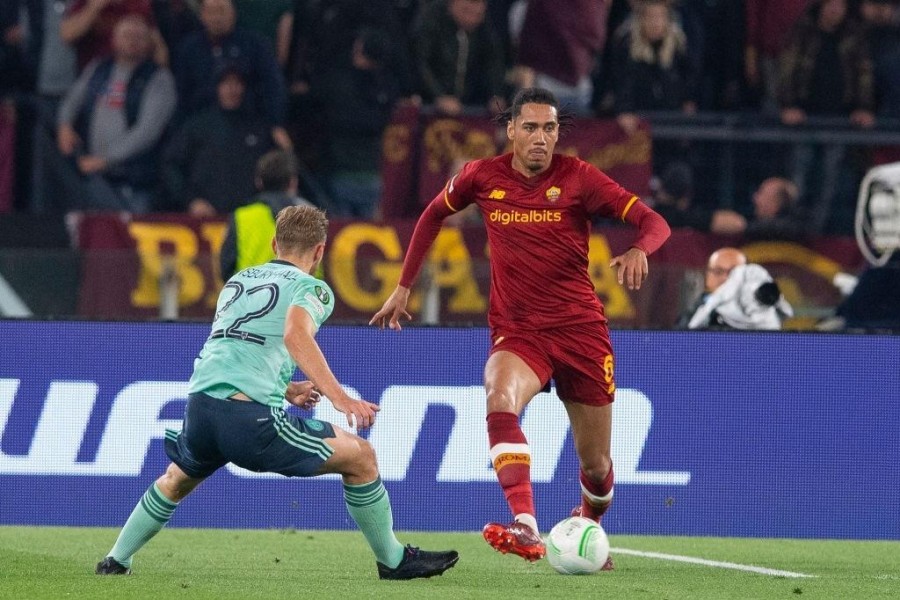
[165,392,336,479]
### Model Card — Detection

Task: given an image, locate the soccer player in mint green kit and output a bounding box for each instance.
[96,205,459,580]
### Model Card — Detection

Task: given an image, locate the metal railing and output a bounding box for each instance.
[631,110,900,213]
[639,111,900,145]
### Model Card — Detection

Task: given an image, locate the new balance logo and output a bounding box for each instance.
[488,189,506,200]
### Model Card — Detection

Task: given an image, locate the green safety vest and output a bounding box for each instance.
[234,202,276,272]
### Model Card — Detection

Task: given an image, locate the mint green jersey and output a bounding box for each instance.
[188,260,334,407]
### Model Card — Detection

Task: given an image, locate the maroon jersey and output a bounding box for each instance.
[400,153,670,330]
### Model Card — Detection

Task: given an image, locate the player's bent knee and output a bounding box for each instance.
[324,432,379,482]
[485,389,518,414]
[352,439,379,481]
[581,458,612,483]
[156,463,203,502]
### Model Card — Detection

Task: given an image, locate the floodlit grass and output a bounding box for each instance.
[1,527,898,599]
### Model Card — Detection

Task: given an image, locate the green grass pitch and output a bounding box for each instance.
[1,527,898,599]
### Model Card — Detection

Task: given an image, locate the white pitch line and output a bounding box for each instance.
[611,547,817,579]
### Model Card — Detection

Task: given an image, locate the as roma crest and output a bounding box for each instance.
[545,186,561,202]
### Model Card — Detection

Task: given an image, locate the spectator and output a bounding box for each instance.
[834,253,900,331]
[412,0,506,115]
[593,0,634,112]
[30,0,79,214]
[677,246,746,327]
[173,0,289,148]
[743,176,811,242]
[828,162,900,331]
[0,100,12,215]
[609,0,698,136]
[608,0,697,175]
[858,0,900,117]
[685,0,745,110]
[779,0,875,128]
[511,0,610,113]
[284,0,413,173]
[233,0,293,66]
[778,0,875,234]
[219,149,314,280]
[161,62,276,216]
[60,0,167,71]
[744,0,808,113]
[0,0,33,94]
[2,0,37,214]
[314,27,400,218]
[688,261,794,330]
[55,14,176,213]
[650,161,746,234]
[486,0,518,68]
[151,0,202,57]
[287,0,414,99]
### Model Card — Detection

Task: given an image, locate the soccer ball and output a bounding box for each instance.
[545,516,610,575]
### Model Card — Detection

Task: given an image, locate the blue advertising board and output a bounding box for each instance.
[1,321,898,539]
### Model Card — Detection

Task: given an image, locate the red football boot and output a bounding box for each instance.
[482,520,546,562]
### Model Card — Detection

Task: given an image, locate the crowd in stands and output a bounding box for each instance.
[0,0,898,236]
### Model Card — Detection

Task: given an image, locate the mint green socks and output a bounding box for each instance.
[106,479,403,570]
[107,483,178,567]
[343,477,405,568]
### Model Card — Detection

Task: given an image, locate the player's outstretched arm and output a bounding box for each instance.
[370,285,412,330]
[370,191,458,330]
[284,305,380,428]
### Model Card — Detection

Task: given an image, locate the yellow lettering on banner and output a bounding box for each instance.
[423,119,496,173]
[588,234,635,318]
[427,228,487,312]
[382,124,410,164]
[773,277,818,329]
[424,119,464,173]
[584,130,652,172]
[200,221,228,308]
[742,241,842,279]
[328,224,404,311]
[327,224,486,315]
[129,223,204,307]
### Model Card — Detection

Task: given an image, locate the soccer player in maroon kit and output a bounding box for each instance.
[371,87,671,565]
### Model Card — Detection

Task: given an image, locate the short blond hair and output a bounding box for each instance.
[275,205,328,255]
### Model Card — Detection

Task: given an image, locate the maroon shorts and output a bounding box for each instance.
[489,320,615,406]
